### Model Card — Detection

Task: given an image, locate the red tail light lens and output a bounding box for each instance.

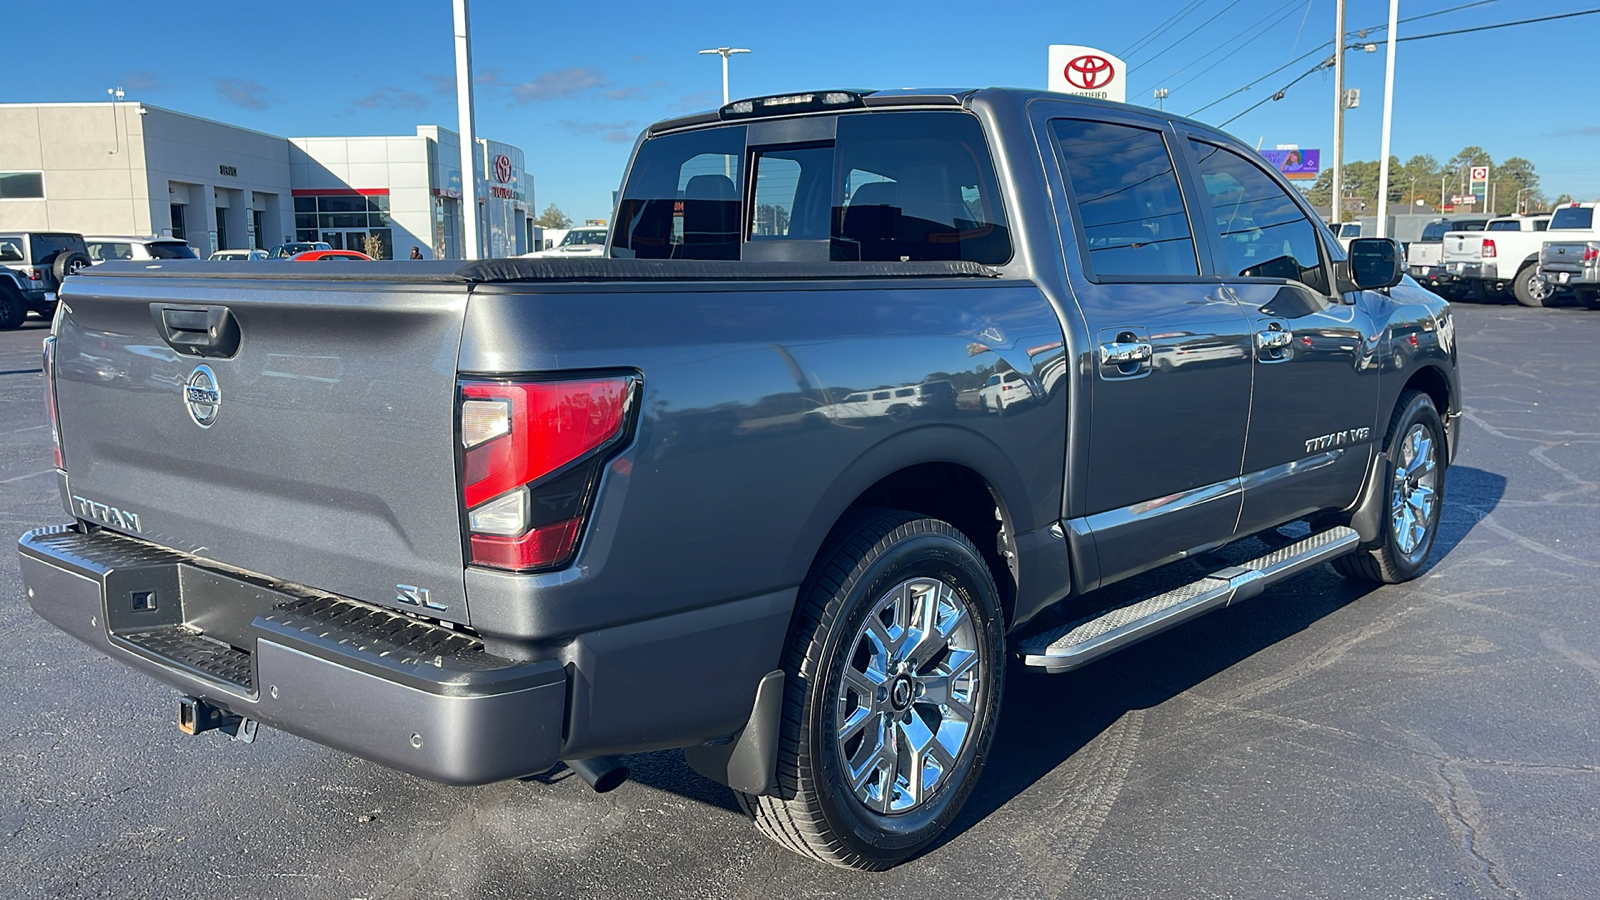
[42,336,62,469]
[1481,239,1496,259]
[458,376,633,572]
[26,267,42,281]
[1584,246,1599,262]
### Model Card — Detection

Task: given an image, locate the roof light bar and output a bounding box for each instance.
[719,90,867,120]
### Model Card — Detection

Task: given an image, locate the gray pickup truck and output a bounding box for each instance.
[17,88,1460,870]
[1537,202,1600,309]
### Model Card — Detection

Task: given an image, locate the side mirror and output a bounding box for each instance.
[1343,237,1404,291]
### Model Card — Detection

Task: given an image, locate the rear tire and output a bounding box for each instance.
[1576,287,1600,311]
[0,292,24,330]
[1334,390,1446,584]
[738,509,1005,870]
[1511,264,1550,308]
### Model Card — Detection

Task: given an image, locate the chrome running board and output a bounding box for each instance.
[1019,526,1359,674]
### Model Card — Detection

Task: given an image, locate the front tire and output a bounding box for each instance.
[1335,390,1446,584]
[1511,264,1550,308]
[739,510,1005,870]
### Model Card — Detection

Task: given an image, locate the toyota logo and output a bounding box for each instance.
[493,153,514,184]
[1064,54,1115,91]
[184,364,221,428]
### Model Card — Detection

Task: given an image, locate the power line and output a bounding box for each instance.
[1136,0,1248,68]
[1121,0,1210,59]
[1391,6,1600,41]
[1139,0,1307,98]
[1213,6,1600,127]
[1188,0,1505,118]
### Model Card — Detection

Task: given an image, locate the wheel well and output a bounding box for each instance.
[845,463,1017,628]
[1400,365,1452,449]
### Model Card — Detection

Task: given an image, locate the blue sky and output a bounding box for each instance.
[8,0,1598,222]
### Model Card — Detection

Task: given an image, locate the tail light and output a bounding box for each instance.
[1584,246,1599,262]
[42,336,62,469]
[457,376,635,572]
[1481,239,1496,259]
[26,267,42,281]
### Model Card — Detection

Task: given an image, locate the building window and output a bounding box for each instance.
[0,172,45,200]
[252,210,265,249]
[170,204,187,240]
[215,208,229,250]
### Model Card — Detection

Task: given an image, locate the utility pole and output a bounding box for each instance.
[1331,0,1347,224]
[1153,87,1169,110]
[698,47,751,105]
[1375,0,1399,237]
[453,0,481,260]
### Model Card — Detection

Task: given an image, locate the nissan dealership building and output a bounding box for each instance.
[0,102,533,259]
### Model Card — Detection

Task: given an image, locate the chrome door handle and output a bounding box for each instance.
[1100,341,1153,364]
[1255,329,1292,351]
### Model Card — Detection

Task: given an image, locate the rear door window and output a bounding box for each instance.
[1,237,27,262]
[1187,139,1328,293]
[1051,119,1198,278]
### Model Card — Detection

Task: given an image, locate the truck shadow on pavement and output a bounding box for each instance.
[619,467,1506,847]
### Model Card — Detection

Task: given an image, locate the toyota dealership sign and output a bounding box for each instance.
[1048,45,1127,103]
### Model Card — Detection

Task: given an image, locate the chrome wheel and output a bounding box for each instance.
[835,577,982,815]
[1390,423,1439,556]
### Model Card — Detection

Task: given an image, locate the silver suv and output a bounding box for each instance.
[0,231,91,325]
[84,235,199,263]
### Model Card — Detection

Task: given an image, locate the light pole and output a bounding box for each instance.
[1152,88,1169,110]
[453,0,481,260]
[698,47,751,105]
[1331,0,1347,224]
[1375,0,1399,237]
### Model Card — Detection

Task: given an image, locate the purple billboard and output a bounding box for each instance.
[1260,148,1320,181]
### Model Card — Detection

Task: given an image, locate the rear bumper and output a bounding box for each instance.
[17,525,566,785]
[1445,261,1496,280]
[1539,264,1598,287]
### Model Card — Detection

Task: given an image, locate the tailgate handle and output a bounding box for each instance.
[151,304,241,358]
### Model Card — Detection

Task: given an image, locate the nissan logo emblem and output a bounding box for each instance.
[184,364,221,428]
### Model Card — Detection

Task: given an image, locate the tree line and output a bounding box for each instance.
[1302,148,1579,217]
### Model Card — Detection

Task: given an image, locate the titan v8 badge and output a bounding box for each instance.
[184,364,221,428]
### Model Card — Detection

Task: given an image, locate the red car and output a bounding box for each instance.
[290,250,373,262]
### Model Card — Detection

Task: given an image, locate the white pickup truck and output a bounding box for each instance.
[1440,215,1552,306]
[1538,203,1600,310]
[1406,215,1489,299]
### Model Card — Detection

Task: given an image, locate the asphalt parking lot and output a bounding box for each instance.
[2,297,1597,899]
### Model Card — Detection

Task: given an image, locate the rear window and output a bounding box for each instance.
[612,112,1011,264]
[1551,207,1594,230]
[612,125,745,261]
[26,233,85,264]
[148,242,198,259]
[1486,220,1521,232]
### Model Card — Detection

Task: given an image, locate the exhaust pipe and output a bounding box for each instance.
[565,756,629,793]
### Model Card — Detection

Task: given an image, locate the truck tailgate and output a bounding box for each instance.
[1442,233,1480,263]
[52,274,474,623]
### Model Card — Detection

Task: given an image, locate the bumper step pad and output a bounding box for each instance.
[1019,526,1358,673]
[121,626,255,691]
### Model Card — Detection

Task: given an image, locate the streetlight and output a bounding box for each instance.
[1152,88,1169,110]
[698,47,751,106]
